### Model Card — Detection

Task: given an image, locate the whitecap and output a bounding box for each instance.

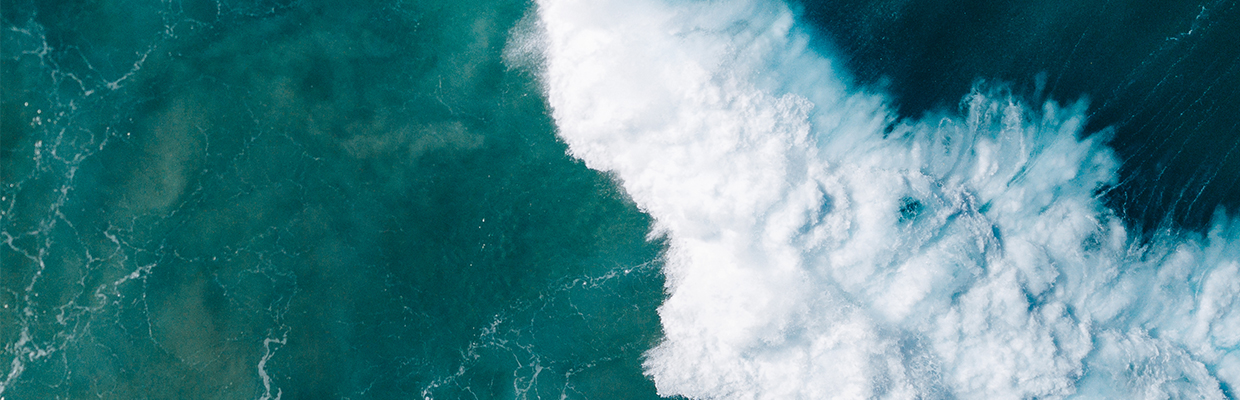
[525,0,1240,397]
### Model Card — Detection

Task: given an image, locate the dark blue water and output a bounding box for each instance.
[796,0,1240,233]
[3,0,1238,398]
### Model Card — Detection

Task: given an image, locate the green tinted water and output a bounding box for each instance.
[1,0,667,398]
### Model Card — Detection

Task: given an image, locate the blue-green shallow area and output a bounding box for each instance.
[1,0,669,398]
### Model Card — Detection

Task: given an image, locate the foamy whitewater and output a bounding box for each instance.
[511,0,1240,398]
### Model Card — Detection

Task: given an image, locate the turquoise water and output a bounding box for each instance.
[5,0,1240,398]
[3,0,666,397]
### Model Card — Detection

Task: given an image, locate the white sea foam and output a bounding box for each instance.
[522,0,1240,397]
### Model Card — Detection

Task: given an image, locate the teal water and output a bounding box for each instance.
[2,0,668,398]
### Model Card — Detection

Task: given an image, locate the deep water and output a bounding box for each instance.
[3,0,1239,399]
[795,0,1240,232]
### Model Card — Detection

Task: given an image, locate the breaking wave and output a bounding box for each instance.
[515,0,1240,398]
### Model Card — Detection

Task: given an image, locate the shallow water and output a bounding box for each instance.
[3,0,665,398]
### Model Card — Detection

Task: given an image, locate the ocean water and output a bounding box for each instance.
[794,0,1240,233]
[2,0,1238,400]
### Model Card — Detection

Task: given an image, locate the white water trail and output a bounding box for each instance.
[517,0,1240,398]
